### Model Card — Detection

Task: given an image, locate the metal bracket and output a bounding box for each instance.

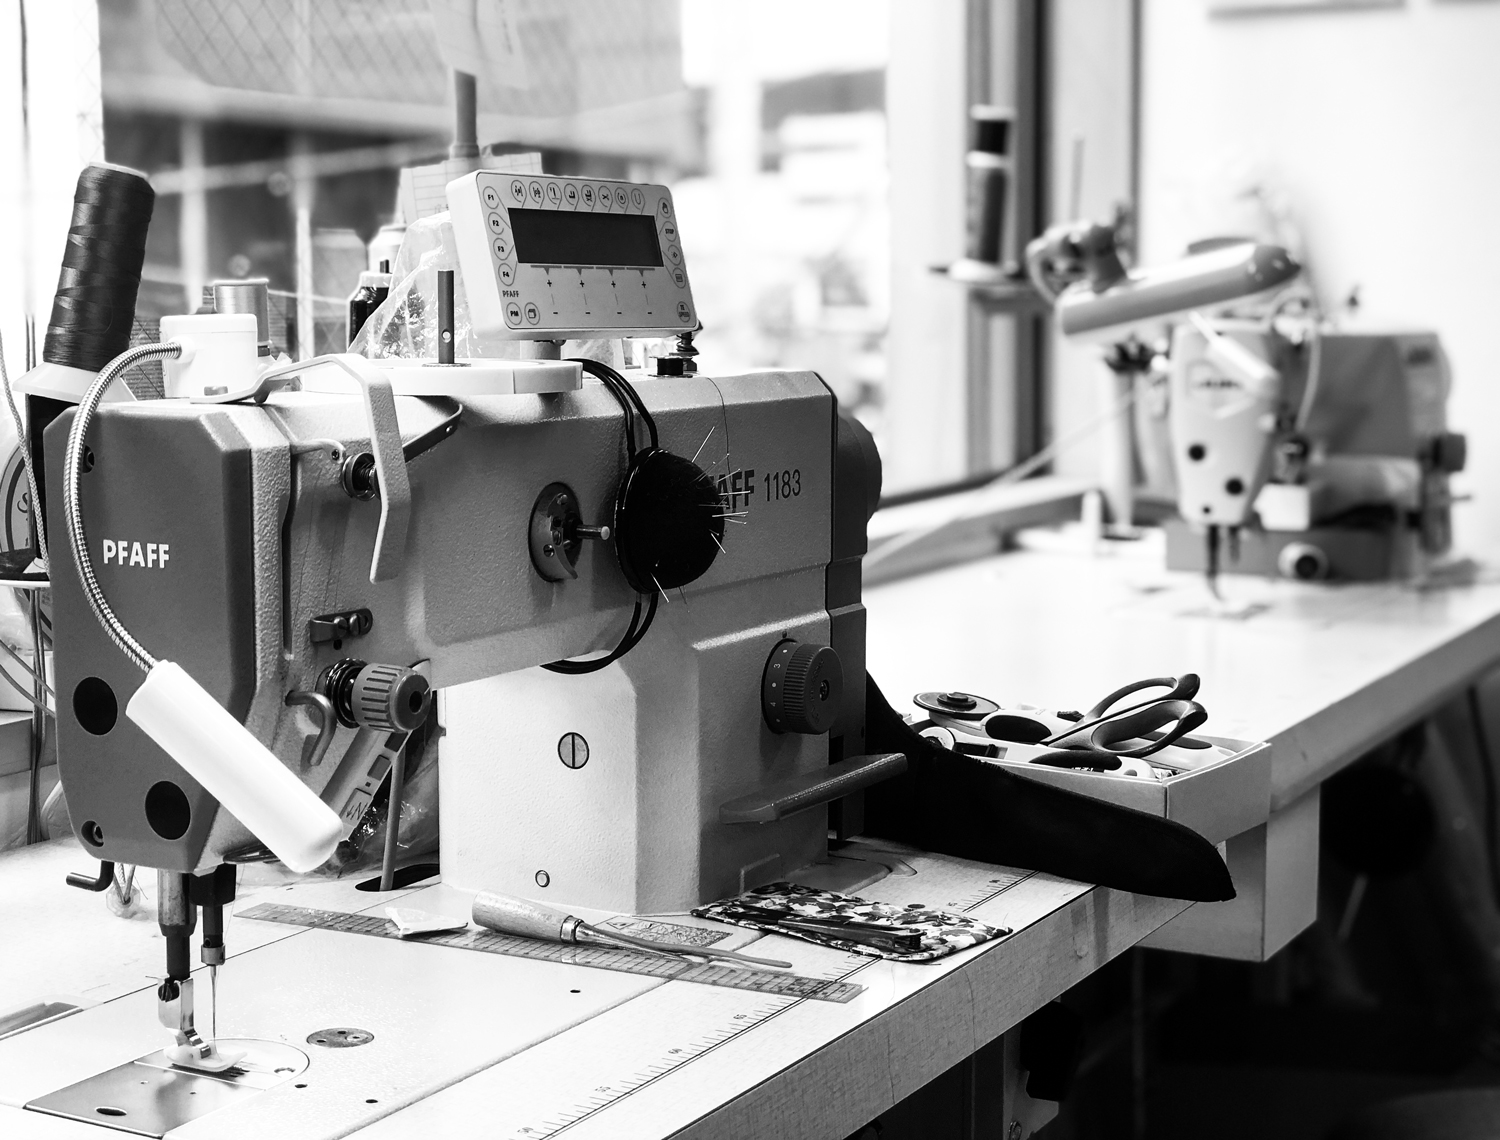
[247,353,416,581]
[307,608,373,647]
[278,355,411,582]
[404,397,463,462]
[350,359,411,583]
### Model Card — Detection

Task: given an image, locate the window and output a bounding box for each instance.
[3,1,1139,502]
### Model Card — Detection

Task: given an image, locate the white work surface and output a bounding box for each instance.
[866,540,1500,812]
[0,839,1183,1140]
[5,540,1500,1139]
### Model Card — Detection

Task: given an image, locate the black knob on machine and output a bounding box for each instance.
[614,449,725,594]
[318,659,431,733]
[762,638,844,735]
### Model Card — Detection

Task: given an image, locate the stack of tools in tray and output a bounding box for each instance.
[860,675,1239,903]
[911,673,1232,780]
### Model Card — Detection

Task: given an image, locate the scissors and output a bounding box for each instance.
[915,675,1209,760]
[1039,674,1208,758]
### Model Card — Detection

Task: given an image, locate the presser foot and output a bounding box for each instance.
[157,976,245,1072]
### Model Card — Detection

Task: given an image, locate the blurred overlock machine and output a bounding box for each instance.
[1163,327,1467,582]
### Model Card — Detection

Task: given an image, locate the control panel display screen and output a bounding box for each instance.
[510,209,664,268]
[449,171,693,337]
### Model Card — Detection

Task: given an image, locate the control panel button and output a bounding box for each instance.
[671,268,687,288]
[659,198,671,218]
[666,244,682,265]
[492,235,511,259]
[524,302,540,325]
[498,263,516,286]
[510,179,526,204]
[676,300,692,322]
[563,182,579,207]
[598,185,614,210]
[581,184,595,208]
[528,180,544,204]
[487,212,507,235]
[506,301,523,327]
[631,187,645,210]
[483,184,501,210]
[546,182,562,204]
[614,187,629,210]
[662,222,677,241]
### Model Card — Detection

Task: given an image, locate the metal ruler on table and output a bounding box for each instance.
[433,868,1040,1139]
[237,903,864,1003]
[941,869,1033,912]
[496,959,875,1140]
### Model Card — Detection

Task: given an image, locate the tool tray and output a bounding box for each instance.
[993,735,1272,844]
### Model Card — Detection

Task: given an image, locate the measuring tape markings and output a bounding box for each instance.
[497,870,1038,1139]
[236,903,862,1003]
[504,960,875,1140]
[240,867,1039,1138]
[944,870,1034,914]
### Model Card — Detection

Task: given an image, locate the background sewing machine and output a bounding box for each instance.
[1162,327,1467,581]
[1028,219,1464,584]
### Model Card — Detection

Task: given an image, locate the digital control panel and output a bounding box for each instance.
[447,171,695,340]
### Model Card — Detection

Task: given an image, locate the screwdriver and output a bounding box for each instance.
[472,891,793,969]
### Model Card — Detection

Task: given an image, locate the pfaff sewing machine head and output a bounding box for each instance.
[27,167,884,1067]
[45,360,878,891]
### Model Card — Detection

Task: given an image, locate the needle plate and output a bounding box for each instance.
[26,1039,308,1137]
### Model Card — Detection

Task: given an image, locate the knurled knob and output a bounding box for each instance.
[319,659,431,732]
[762,638,844,735]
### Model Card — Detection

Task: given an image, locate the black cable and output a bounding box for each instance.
[541,359,662,674]
[542,594,659,676]
[573,358,658,452]
[599,360,657,451]
[1467,686,1500,911]
[587,366,638,460]
[567,358,639,458]
[618,593,660,654]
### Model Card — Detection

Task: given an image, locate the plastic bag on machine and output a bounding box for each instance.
[349,213,625,367]
[348,213,519,361]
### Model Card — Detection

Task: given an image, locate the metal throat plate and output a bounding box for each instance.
[26,1039,308,1137]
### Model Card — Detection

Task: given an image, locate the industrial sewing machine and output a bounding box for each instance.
[1026,220,1300,578]
[1163,326,1467,581]
[4,165,890,1130]
[1028,220,1465,584]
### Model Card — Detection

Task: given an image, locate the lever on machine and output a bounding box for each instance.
[65,860,115,892]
